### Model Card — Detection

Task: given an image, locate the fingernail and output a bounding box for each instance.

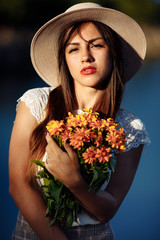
[65,137,70,144]
[45,132,50,138]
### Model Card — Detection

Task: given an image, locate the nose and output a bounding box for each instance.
[81,48,94,63]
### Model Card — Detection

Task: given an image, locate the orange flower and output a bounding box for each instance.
[69,128,96,150]
[95,146,112,163]
[82,147,97,164]
[82,145,111,164]
[46,120,65,136]
[89,119,104,131]
[66,113,84,129]
[105,118,119,131]
[106,128,126,151]
[94,132,103,147]
[61,128,70,143]
[66,110,98,130]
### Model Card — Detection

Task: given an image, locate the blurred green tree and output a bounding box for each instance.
[112,0,160,24]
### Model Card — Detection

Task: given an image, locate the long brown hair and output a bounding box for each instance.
[27,21,125,185]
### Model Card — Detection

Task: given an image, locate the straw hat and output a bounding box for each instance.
[31,2,147,86]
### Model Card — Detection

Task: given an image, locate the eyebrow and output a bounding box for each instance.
[67,37,103,46]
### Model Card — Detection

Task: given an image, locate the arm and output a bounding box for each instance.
[69,145,143,222]
[9,102,68,240]
[45,134,143,223]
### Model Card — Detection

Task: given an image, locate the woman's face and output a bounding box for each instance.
[65,22,112,90]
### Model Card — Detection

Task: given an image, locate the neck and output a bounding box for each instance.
[74,85,103,110]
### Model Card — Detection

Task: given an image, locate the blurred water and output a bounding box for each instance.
[111,59,160,240]
[0,59,159,240]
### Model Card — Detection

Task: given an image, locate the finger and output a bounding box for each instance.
[45,145,51,158]
[63,138,77,159]
[46,132,54,143]
[46,133,60,150]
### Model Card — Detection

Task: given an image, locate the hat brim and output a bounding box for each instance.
[31,7,146,86]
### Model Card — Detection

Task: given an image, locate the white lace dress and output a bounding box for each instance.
[17,87,150,226]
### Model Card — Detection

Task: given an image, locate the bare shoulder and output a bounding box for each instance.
[9,101,38,178]
[13,101,38,138]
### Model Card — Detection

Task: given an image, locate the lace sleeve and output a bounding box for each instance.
[115,109,151,152]
[17,87,53,123]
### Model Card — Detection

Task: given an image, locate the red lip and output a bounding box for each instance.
[80,66,97,75]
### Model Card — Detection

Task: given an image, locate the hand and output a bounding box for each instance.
[45,133,82,188]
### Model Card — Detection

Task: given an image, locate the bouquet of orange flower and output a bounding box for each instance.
[32,109,125,229]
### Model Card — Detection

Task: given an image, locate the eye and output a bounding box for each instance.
[91,44,104,49]
[68,48,79,54]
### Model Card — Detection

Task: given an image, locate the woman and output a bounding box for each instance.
[9,2,150,240]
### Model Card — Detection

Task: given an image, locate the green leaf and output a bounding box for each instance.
[88,167,108,192]
[68,200,74,209]
[43,178,51,186]
[72,203,80,222]
[42,188,50,198]
[31,160,45,168]
[49,218,56,226]
[89,169,99,189]
[49,204,59,225]
[38,170,45,178]
[49,180,64,202]
[46,198,54,216]
[110,156,117,172]
[66,212,73,228]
